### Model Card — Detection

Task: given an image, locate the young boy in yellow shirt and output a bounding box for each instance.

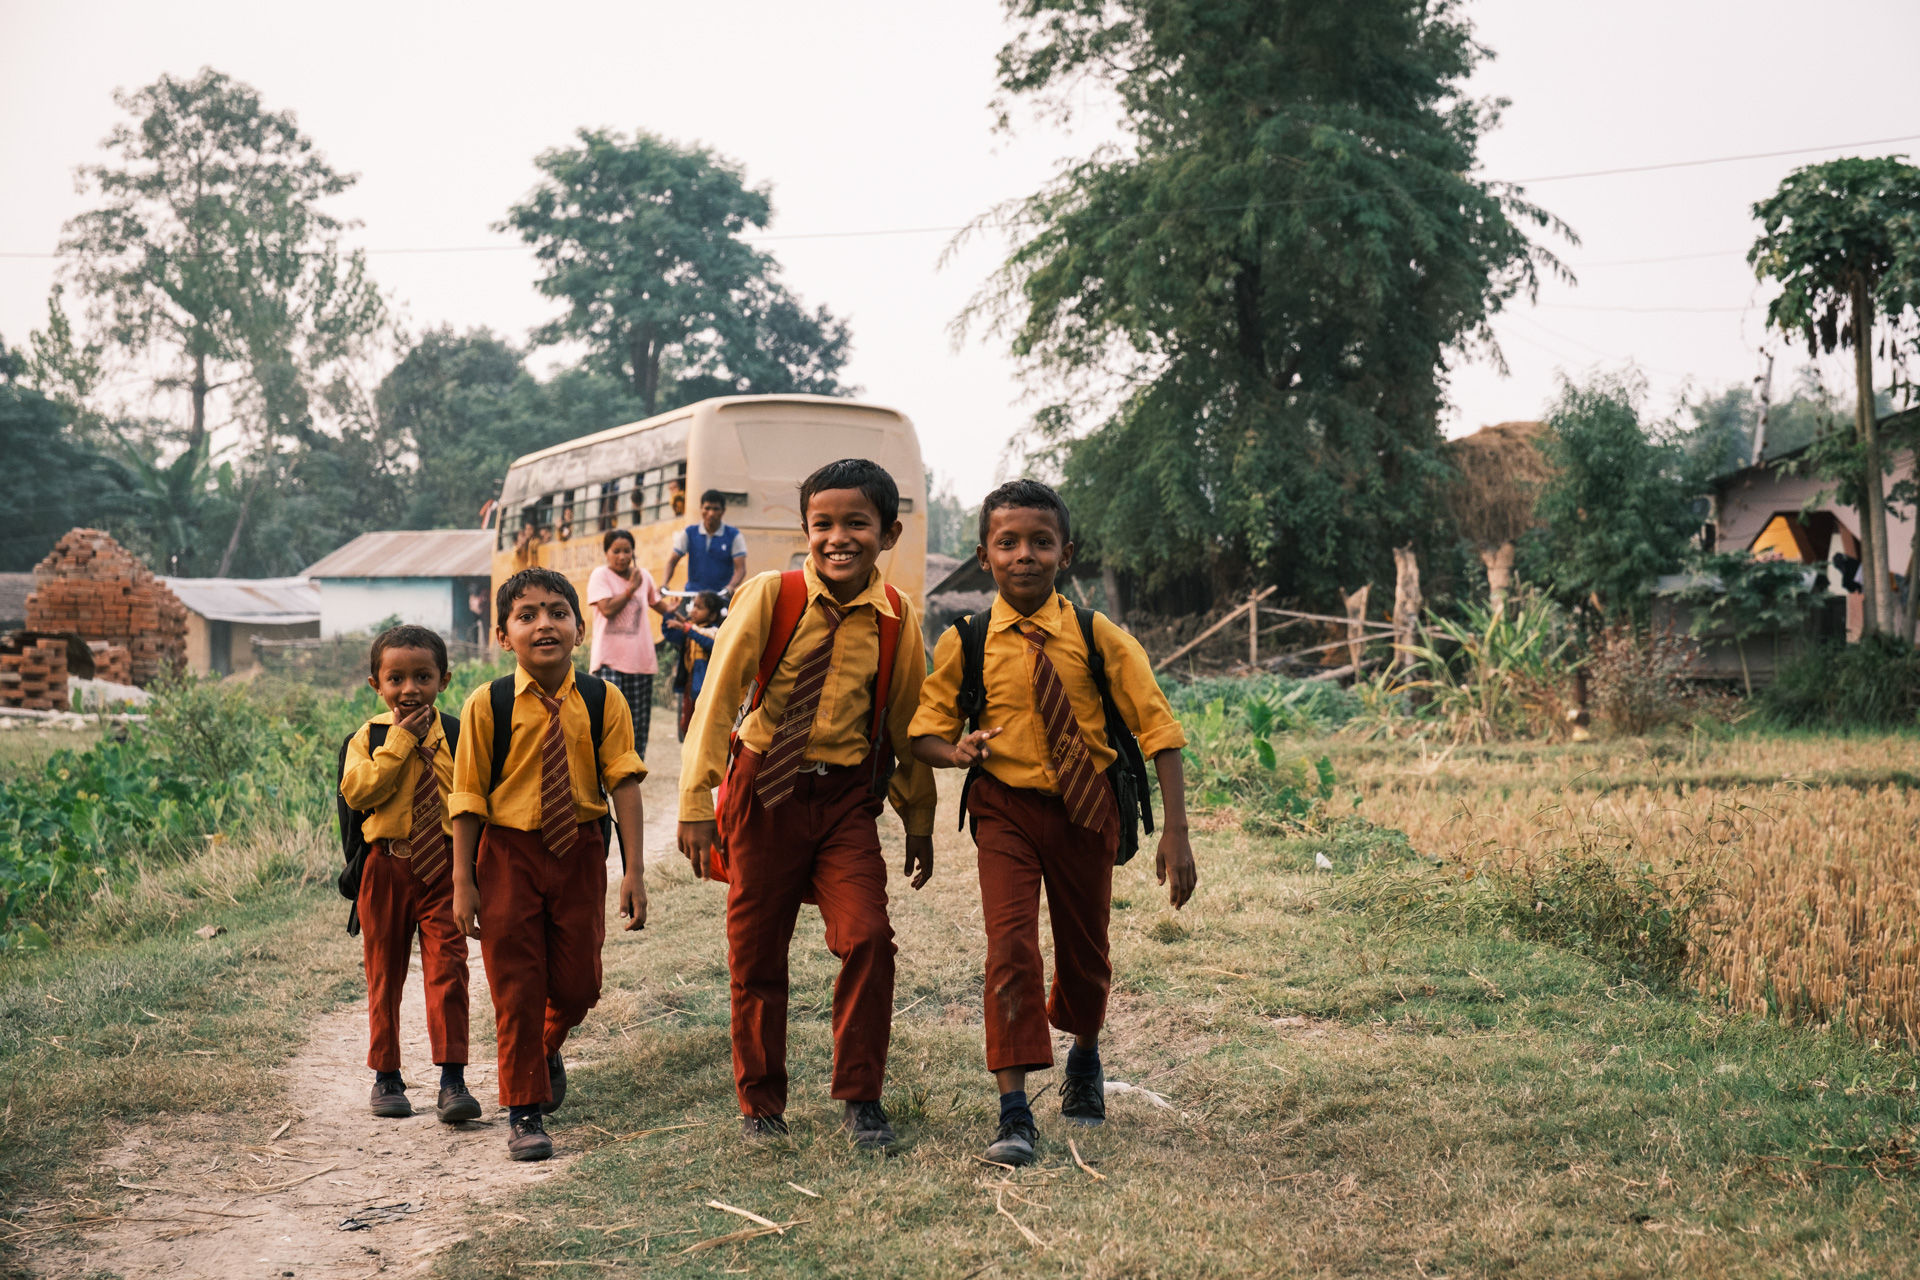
[911,479,1195,1167]
[677,459,935,1149]
[339,625,479,1124]
[449,567,649,1162]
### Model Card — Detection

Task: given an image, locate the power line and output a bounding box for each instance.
[2,130,1915,262]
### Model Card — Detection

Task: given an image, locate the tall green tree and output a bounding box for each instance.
[1527,373,1697,624]
[1750,156,1920,636]
[55,67,383,573]
[968,0,1568,609]
[0,336,127,571]
[502,129,852,416]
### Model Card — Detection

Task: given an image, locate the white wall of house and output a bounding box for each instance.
[317,578,455,637]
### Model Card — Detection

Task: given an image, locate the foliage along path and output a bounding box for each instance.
[34,718,689,1278]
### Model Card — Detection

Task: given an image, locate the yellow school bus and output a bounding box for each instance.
[489,394,928,622]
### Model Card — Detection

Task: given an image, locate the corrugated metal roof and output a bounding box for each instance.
[159,576,321,624]
[301,530,494,579]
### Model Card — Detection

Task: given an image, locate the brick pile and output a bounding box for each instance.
[0,638,69,711]
[87,640,133,685]
[25,529,187,688]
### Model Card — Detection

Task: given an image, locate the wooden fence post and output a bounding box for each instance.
[1392,545,1421,672]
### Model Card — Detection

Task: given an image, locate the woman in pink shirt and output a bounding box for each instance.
[587,529,672,760]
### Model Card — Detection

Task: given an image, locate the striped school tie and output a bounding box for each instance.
[535,691,579,857]
[755,597,846,809]
[406,741,450,883]
[1022,624,1118,835]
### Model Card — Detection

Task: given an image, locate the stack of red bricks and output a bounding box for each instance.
[88,640,133,685]
[25,529,188,688]
[0,638,69,711]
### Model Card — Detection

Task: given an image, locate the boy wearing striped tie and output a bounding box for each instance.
[449,568,649,1162]
[910,480,1195,1167]
[342,625,479,1124]
[677,459,935,1150]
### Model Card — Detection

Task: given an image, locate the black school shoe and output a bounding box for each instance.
[436,1082,482,1124]
[984,1114,1038,1166]
[369,1077,412,1119]
[740,1114,790,1142]
[508,1114,553,1162]
[1060,1066,1106,1127]
[841,1099,896,1150]
[541,1051,566,1115]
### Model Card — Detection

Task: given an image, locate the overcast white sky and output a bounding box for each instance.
[5,0,1919,508]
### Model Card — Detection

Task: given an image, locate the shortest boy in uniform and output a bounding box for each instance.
[910,480,1195,1166]
[340,624,481,1124]
[450,568,649,1162]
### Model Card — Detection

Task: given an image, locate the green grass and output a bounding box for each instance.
[0,826,357,1273]
[421,805,1920,1278]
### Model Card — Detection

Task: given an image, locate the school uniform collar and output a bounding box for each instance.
[373,706,445,749]
[513,662,579,702]
[988,591,1072,638]
[800,558,899,619]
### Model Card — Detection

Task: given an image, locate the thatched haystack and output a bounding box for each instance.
[1444,421,1553,609]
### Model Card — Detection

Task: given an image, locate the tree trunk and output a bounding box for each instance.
[1392,544,1422,672]
[217,464,267,576]
[1479,541,1516,615]
[1101,563,1128,631]
[188,348,209,455]
[1906,506,1920,642]
[1854,275,1893,636]
[631,321,661,416]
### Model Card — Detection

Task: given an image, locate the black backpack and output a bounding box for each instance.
[336,711,462,936]
[951,606,1154,864]
[488,672,619,868]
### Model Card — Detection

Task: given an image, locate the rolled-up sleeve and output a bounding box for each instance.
[908,625,966,746]
[884,598,935,838]
[1097,615,1187,757]
[679,573,776,822]
[448,684,494,821]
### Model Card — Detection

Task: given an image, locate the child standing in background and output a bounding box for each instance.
[663,590,723,741]
[588,528,671,763]
[340,624,481,1125]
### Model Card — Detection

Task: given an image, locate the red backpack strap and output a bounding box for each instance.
[746,570,810,716]
[869,584,903,747]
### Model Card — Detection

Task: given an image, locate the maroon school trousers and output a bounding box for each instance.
[721,748,896,1117]
[358,844,469,1072]
[475,822,607,1107]
[971,772,1118,1073]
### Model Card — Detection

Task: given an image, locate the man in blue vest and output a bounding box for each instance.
[664,489,748,599]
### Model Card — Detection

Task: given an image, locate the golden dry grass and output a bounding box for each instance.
[1344,732,1920,1053]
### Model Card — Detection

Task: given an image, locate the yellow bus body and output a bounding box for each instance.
[489,395,927,631]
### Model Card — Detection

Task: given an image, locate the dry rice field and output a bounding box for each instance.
[1342,732,1920,1055]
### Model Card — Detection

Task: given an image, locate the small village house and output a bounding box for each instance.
[301,530,494,644]
[159,577,321,676]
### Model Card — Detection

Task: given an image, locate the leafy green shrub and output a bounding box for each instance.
[1398,592,1578,741]
[1180,694,1340,830]
[1759,633,1920,730]
[1163,673,1359,728]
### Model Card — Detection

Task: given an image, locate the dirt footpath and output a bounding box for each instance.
[39,711,685,1279]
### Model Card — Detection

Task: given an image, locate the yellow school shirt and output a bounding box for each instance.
[679,561,936,836]
[340,709,456,841]
[448,665,646,831]
[911,593,1187,795]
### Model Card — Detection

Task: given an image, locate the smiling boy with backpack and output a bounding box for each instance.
[910,479,1195,1167]
[448,567,649,1162]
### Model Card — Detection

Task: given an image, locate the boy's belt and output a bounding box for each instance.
[377,837,418,858]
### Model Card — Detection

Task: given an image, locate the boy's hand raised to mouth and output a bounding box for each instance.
[394,701,436,741]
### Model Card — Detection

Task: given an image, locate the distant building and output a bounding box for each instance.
[159,577,322,676]
[302,530,494,644]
